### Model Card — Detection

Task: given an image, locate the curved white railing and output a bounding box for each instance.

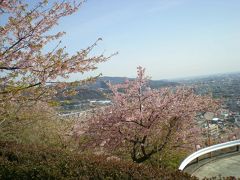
[179,139,240,171]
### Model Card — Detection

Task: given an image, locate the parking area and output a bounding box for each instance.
[192,153,240,179]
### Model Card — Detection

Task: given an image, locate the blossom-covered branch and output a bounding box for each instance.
[0,0,114,116]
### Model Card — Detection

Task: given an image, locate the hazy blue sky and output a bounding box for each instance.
[56,0,240,80]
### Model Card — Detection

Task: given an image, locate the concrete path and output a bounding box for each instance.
[192,154,240,179]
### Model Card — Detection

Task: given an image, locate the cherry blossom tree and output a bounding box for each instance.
[80,67,218,163]
[0,0,113,118]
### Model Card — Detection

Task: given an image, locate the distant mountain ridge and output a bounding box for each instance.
[57,76,179,105]
[87,76,179,89]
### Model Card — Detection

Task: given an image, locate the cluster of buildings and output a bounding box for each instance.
[180,73,240,144]
[196,108,240,144]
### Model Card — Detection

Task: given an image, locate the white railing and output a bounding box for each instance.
[179,139,240,171]
[59,111,82,117]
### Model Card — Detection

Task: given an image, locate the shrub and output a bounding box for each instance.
[0,141,196,180]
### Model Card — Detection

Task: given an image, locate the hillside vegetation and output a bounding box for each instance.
[0,141,196,180]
